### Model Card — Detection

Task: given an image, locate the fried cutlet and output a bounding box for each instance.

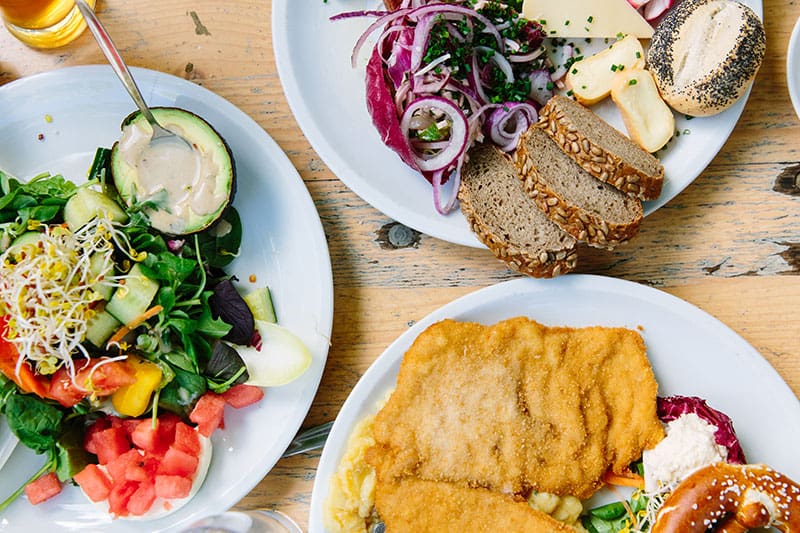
[374,478,579,533]
[366,317,664,500]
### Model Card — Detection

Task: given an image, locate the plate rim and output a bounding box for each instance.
[0,64,334,531]
[787,16,800,120]
[272,1,761,249]
[307,273,799,531]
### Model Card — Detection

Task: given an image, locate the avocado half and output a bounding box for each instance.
[110,107,236,236]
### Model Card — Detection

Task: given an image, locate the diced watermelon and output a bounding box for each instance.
[108,480,138,517]
[131,420,168,457]
[106,449,144,484]
[24,472,62,505]
[154,475,192,499]
[73,464,112,502]
[109,416,141,436]
[221,384,264,408]
[125,453,158,483]
[126,481,156,516]
[84,418,112,454]
[173,422,201,456]
[157,447,199,477]
[189,393,226,437]
[93,427,132,465]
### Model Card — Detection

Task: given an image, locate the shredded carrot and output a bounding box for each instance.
[602,469,645,489]
[105,305,163,347]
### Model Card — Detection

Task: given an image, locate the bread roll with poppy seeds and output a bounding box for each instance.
[647,0,766,116]
[459,144,578,278]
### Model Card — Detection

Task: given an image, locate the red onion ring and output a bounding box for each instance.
[400,96,469,172]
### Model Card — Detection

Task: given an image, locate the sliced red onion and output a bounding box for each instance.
[484,103,537,152]
[430,163,462,215]
[409,13,438,72]
[415,53,452,78]
[406,4,504,52]
[349,8,414,68]
[547,43,574,81]
[643,0,674,20]
[528,69,554,106]
[475,45,515,83]
[400,96,469,172]
[509,46,545,63]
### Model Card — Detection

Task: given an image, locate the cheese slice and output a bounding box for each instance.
[522,0,654,39]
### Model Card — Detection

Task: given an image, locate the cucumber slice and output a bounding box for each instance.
[105,263,159,325]
[5,232,41,256]
[243,287,277,323]
[63,188,128,232]
[89,253,115,301]
[238,321,311,387]
[85,309,121,347]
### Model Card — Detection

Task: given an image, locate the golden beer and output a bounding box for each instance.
[0,0,96,48]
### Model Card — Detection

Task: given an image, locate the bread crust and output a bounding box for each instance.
[459,145,578,278]
[515,127,643,250]
[538,95,664,200]
[647,0,766,117]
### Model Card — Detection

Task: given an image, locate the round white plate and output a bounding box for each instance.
[308,275,800,531]
[273,1,762,248]
[788,16,800,119]
[0,65,334,532]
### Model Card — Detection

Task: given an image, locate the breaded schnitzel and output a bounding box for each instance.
[374,478,579,533]
[366,317,664,501]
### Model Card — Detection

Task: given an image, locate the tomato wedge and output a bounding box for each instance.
[0,316,50,398]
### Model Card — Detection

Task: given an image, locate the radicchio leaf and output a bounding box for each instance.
[657,395,746,464]
[365,46,419,172]
[209,279,255,345]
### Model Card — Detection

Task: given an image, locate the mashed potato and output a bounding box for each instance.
[528,491,587,532]
[323,413,377,533]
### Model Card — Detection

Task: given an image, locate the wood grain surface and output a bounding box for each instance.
[1,1,798,530]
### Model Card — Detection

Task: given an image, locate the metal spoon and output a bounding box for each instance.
[74,0,193,150]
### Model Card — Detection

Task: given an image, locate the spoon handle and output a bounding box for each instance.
[74,0,159,128]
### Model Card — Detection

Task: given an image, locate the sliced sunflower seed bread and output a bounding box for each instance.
[515,126,643,250]
[538,95,664,200]
[460,143,578,278]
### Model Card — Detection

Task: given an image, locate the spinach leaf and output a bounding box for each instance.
[158,367,208,417]
[197,207,242,268]
[205,341,249,393]
[55,420,92,482]
[4,392,64,454]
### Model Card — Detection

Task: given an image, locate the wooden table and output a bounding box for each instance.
[1,1,798,530]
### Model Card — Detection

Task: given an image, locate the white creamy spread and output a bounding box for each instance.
[643,413,728,492]
[118,120,225,233]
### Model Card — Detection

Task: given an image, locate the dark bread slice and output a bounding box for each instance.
[459,143,578,278]
[539,95,664,200]
[515,126,643,249]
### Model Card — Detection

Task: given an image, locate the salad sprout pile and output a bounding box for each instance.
[336,0,584,214]
[0,148,258,512]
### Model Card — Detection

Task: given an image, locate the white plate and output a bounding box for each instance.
[274,1,762,248]
[308,275,800,531]
[788,16,800,119]
[0,65,334,532]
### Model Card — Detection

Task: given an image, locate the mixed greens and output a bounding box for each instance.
[0,148,262,511]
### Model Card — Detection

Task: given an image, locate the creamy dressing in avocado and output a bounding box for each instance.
[118,120,226,233]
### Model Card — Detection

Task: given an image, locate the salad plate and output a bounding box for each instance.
[308,274,800,531]
[0,65,334,531]
[273,0,762,248]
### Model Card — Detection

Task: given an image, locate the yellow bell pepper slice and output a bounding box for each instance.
[111,355,163,417]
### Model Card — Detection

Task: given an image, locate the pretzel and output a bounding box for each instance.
[652,463,800,532]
